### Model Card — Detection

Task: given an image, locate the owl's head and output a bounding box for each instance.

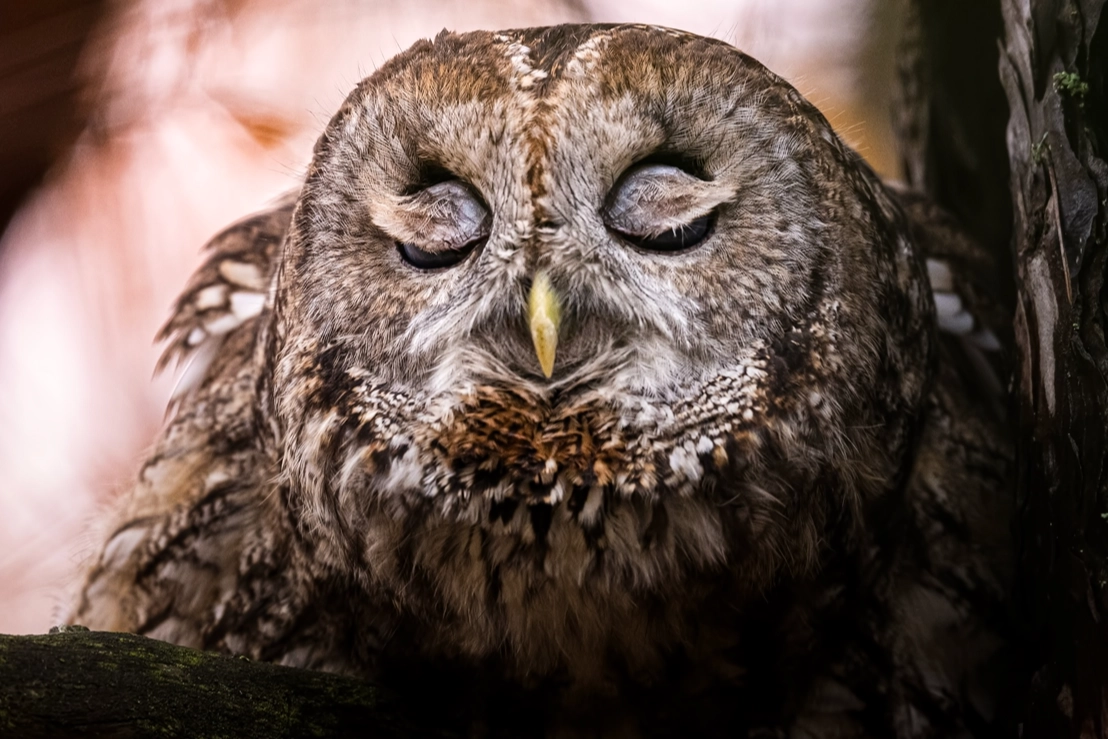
[269,25,934,586]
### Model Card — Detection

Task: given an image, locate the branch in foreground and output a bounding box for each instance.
[0,628,457,738]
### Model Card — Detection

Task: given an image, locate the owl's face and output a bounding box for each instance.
[269,25,933,597]
[282,26,860,393]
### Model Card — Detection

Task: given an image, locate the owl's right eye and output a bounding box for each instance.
[397,240,477,269]
[390,179,490,270]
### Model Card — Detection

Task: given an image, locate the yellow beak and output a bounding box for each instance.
[528,272,561,378]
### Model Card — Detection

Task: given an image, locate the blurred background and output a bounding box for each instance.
[0,0,904,634]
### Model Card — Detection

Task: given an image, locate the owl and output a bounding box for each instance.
[70,24,1013,737]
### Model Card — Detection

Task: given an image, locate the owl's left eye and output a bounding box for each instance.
[616,215,714,252]
[604,163,718,253]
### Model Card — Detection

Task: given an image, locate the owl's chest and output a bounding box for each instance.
[352,479,761,686]
[301,389,799,681]
[353,489,827,735]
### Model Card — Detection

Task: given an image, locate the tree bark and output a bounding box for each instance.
[900,0,1108,736]
[999,1,1108,736]
[895,0,1014,283]
[0,628,458,738]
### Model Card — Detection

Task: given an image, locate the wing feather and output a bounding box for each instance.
[156,192,297,398]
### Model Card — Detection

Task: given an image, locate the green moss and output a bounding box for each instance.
[1032,132,1051,164]
[1,632,403,737]
[1054,71,1089,104]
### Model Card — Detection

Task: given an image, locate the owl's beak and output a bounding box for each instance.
[528,272,561,378]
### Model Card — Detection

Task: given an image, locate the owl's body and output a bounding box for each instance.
[72,25,1012,737]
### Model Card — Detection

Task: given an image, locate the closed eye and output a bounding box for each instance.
[603,162,724,254]
[398,237,484,269]
[615,213,715,252]
[387,179,490,270]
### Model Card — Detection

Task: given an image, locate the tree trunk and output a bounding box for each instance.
[901,0,1108,736]
[1001,0,1108,736]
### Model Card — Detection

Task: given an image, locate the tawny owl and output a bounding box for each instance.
[70,24,1013,737]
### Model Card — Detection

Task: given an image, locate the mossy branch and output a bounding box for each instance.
[0,629,457,738]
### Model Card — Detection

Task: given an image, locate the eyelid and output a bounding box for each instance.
[374,179,491,254]
[604,163,732,239]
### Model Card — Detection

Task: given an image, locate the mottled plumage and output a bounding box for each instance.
[71,24,1012,737]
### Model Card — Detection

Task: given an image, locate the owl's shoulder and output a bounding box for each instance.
[156,192,296,399]
[894,188,1009,351]
[71,197,300,640]
[845,187,1014,732]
